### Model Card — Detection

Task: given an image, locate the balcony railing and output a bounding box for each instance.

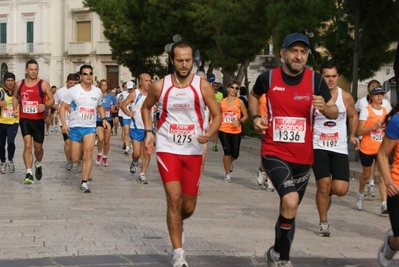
[14,42,51,55]
[68,42,92,55]
[96,41,112,55]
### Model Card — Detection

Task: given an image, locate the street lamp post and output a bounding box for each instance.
[164,34,182,74]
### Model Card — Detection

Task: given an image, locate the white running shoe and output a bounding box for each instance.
[95,154,102,166]
[172,250,188,267]
[256,169,266,186]
[369,185,376,197]
[224,174,232,183]
[80,182,91,193]
[264,179,275,192]
[378,229,397,267]
[356,195,364,211]
[381,202,389,214]
[139,173,148,184]
[317,222,331,237]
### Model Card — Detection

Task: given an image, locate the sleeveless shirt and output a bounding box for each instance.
[156,74,205,155]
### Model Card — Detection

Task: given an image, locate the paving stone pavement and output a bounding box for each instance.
[0,131,397,267]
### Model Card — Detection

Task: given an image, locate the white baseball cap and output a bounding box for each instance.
[127,81,135,89]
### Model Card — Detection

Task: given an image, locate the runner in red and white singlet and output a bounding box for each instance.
[141,41,221,267]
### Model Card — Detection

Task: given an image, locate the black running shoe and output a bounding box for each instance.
[23,173,34,184]
[35,163,42,181]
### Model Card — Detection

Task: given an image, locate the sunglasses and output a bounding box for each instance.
[229,86,239,90]
[82,72,93,76]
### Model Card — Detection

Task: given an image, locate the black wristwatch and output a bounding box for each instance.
[102,117,107,121]
[251,115,262,120]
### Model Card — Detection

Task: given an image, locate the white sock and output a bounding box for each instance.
[173,248,183,256]
[369,180,375,186]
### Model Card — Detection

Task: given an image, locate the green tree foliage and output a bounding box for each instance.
[266,0,399,81]
[84,0,270,80]
[85,0,399,88]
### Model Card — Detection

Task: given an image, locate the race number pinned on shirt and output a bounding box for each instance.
[78,107,95,120]
[223,112,237,123]
[3,107,14,118]
[105,109,110,118]
[168,123,196,144]
[273,117,306,143]
[370,128,384,142]
[22,101,38,113]
[319,132,339,147]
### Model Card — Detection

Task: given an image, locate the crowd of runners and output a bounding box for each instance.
[0,35,398,267]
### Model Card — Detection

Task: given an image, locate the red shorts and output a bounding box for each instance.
[157,152,202,196]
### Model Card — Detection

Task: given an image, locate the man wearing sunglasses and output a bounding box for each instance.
[249,33,338,267]
[59,65,110,193]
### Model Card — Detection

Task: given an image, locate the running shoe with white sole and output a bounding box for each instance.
[381,202,389,214]
[224,174,232,183]
[172,250,188,267]
[356,195,364,211]
[95,154,102,166]
[317,222,331,237]
[265,179,275,192]
[102,157,108,167]
[80,182,91,193]
[369,185,376,197]
[8,161,15,173]
[265,246,293,267]
[130,161,138,174]
[139,173,148,184]
[256,169,266,186]
[378,229,397,267]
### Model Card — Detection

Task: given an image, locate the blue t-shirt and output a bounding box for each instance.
[97,93,118,121]
[385,113,399,140]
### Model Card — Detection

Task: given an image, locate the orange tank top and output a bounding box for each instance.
[359,105,387,155]
[219,97,241,134]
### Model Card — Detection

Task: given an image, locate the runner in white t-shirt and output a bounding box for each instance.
[59,65,110,193]
[52,73,79,171]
